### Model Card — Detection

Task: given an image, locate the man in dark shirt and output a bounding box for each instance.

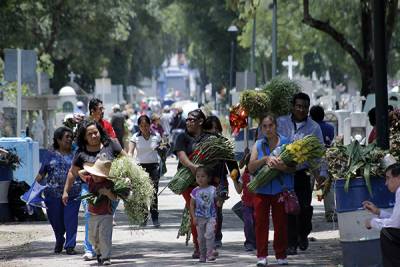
[310,105,336,223]
[111,104,126,149]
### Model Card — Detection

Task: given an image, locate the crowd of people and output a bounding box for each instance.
[34,94,400,266]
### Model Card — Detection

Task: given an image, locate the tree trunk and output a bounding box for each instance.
[361,0,374,95]
[360,65,374,97]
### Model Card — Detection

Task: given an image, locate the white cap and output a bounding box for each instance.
[112,104,121,111]
[76,101,84,107]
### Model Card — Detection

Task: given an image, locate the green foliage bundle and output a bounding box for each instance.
[168,135,235,194]
[239,90,270,119]
[239,77,300,119]
[263,77,301,117]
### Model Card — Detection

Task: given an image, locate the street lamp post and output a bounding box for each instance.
[373,0,389,149]
[271,0,277,78]
[228,25,238,106]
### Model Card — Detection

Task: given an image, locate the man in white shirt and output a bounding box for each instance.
[363,163,400,267]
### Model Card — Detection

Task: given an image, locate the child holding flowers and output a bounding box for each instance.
[190,166,220,262]
[80,159,117,266]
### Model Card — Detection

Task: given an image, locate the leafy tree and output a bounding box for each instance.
[230,0,399,96]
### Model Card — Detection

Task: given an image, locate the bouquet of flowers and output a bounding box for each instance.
[248,135,325,192]
[168,135,235,194]
[81,156,154,226]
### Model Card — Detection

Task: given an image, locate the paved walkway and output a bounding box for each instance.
[0,158,342,266]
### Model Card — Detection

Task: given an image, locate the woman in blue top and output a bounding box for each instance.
[36,126,81,255]
[248,114,294,267]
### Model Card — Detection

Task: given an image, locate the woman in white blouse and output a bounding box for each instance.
[363,163,400,267]
[128,115,161,227]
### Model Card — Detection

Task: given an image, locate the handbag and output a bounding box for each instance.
[260,140,300,215]
[277,177,300,215]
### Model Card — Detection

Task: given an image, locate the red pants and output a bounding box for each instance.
[182,186,199,250]
[254,194,287,259]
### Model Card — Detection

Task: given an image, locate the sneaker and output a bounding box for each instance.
[54,243,63,254]
[207,256,216,262]
[65,248,77,255]
[211,249,219,257]
[298,237,309,251]
[152,218,160,228]
[82,252,95,261]
[192,250,200,259]
[286,246,297,255]
[256,257,267,267]
[96,254,102,264]
[199,256,206,263]
[277,258,289,265]
[102,258,111,265]
[244,243,255,251]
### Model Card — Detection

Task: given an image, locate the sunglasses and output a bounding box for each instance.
[186,117,198,123]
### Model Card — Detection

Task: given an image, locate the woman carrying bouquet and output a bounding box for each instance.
[248,114,294,266]
[128,115,162,227]
[203,115,239,248]
[62,120,126,261]
[36,126,81,255]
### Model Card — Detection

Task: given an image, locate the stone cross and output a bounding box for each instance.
[282,55,298,80]
[68,71,76,83]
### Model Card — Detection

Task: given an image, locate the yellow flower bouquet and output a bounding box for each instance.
[248,135,325,192]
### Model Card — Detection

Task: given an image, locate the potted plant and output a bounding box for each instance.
[0,147,21,222]
[325,140,395,267]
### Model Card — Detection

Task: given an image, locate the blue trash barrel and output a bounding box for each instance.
[0,137,39,185]
[0,165,13,222]
[335,177,395,267]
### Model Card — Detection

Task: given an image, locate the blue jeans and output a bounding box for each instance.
[44,195,80,249]
[81,184,94,254]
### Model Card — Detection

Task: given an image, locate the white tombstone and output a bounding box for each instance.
[282,55,298,80]
[343,112,372,145]
[335,109,351,137]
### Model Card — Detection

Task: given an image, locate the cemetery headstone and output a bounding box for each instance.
[282,55,298,80]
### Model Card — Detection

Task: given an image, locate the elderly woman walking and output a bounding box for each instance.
[36,126,81,255]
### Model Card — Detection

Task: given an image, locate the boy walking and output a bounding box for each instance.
[81,159,117,265]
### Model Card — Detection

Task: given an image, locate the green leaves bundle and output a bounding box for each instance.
[239,77,300,120]
[168,135,235,194]
[263,77,301,117]
[176,207,191,245]
[240,90,270,119]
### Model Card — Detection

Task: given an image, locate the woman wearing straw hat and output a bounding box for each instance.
[80,158,117,266]
[62,119,126,261]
